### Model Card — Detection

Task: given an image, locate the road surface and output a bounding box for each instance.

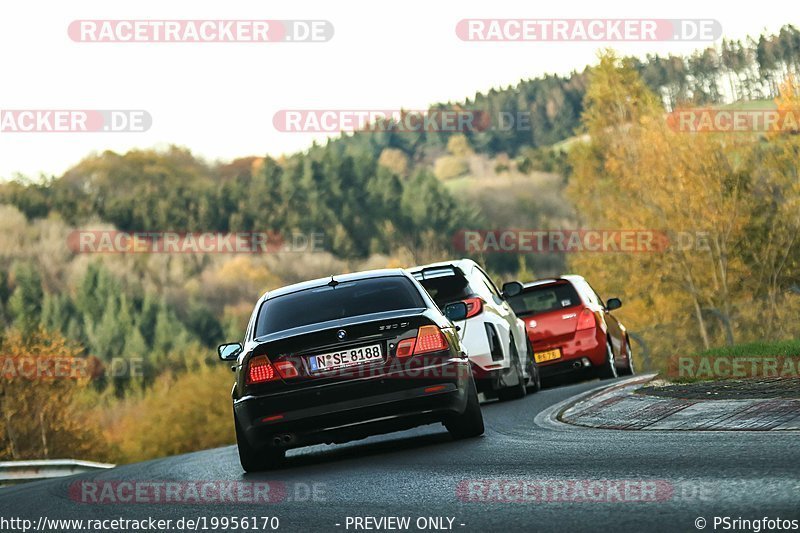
[1,378,798,532]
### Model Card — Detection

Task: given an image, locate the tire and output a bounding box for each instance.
[445,377,485,439]
[497,339,527,401]
[597,338,618,380]
[524,340,541,393]
[618,336,636,376]
[234,413,285,472]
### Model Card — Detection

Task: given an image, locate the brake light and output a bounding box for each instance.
[414,325,449,354]
[396,326,450,358]
[396,338,417,358]
[462,297,483,319]
[576,308,596,331]
[246,355,279,384]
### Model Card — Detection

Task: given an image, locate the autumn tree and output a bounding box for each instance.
[568,51,800,362]
[0,329,110,460]
[569,53,713,351]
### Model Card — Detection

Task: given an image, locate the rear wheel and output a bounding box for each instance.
[618,337,636,376]
[445,378,485,439]
[524,340,541,393]
[597,338,618,380]
[235,413,285,472]
[497,339,527,401]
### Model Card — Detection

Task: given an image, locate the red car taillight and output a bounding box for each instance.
[462,297,483,319]
[396,325,449,358]
[246,356,298,384]
[576,308,597,330]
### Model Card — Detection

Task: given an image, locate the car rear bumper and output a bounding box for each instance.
[470,362,520,394]
[533,328,607,377]
[537,357,596,378]
[234,360,471,449]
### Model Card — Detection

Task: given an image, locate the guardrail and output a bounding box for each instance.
[0,459,115,486]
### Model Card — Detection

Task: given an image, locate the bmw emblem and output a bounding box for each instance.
[336,329,347,341]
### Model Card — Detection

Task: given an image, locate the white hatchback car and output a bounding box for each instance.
[409,259,540,401]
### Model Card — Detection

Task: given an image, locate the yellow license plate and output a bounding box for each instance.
[534,349,561,363]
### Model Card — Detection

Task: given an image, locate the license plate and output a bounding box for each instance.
[535,348,561,363]
[307,344,383,373]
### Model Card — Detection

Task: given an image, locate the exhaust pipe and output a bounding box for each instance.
[271,433,296,448]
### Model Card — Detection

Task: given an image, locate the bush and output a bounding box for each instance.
[108,364,235,463]
[433,155,469,181]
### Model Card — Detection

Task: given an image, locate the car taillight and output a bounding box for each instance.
[462,297,483,319]
[576,308,596,330]
[396,338,417,358]
[413,325,449,354]
[274,360,299,379]
[396,325,450,358]
[246,355,280,384]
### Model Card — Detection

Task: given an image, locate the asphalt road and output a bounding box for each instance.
[1,377,798,533]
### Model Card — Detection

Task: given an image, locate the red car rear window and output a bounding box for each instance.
[508,281,581,317]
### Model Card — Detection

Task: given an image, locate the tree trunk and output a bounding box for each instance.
[691,295,711,350]
[38,410,49,458]
[680,257,711,349]
[2,406,19,460]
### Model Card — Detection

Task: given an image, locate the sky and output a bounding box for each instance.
[0,0,795,179]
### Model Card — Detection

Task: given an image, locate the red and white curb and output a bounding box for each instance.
[535,374,800,431]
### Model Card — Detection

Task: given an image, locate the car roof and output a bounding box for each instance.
[521,275,585,289]
[262,268,411,300]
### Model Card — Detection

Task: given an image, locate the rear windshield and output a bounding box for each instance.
[255,276,425,337]
[417,274,472,308]
[507,281,581,317]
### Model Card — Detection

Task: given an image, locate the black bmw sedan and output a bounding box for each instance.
[218,268,484,472]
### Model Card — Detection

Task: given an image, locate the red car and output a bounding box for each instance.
[504,275,634,382]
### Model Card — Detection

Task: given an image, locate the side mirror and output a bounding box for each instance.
[501,281,523,298]
[606,298,622,311]
[443,302,468,322]
[217,342,243,361]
